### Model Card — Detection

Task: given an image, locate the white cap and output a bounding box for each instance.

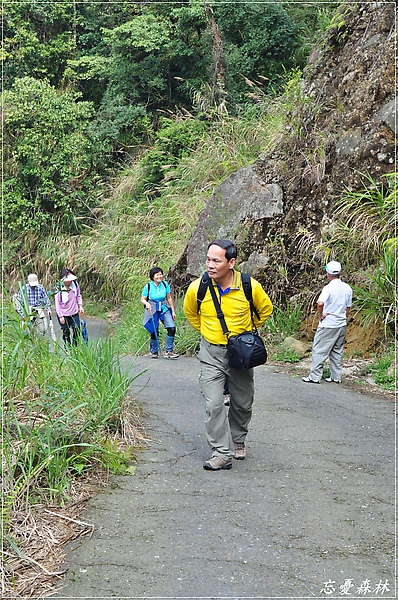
[27,274,39,286]
[325,261,342,275]
[63,273,78,282]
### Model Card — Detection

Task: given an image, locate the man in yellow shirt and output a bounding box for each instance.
[183,239,273,471]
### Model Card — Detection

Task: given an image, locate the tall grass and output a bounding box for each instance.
[333,172,397,262]
[2,301,142,537]
[352,247,397,336]
[295,172,397,268]
[17,72,305,308]
[262,299,303,341]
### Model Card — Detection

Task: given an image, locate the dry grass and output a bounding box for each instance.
[2,488,97,598]
[2,396,149,599]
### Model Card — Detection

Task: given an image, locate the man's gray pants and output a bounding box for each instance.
[309,325,347,382]
[197,337,254,459]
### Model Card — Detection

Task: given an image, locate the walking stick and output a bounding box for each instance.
[151,315,161,354]
[48,315,57,342]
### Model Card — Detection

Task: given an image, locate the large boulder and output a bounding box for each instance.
[186,165,283,278]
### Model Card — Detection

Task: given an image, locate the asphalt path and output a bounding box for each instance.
[50,315,111,346]
[56,321,395,599]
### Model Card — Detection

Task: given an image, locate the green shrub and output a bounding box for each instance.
[139,118,207,192]
[2,77,107,236]
[352,247,397,337]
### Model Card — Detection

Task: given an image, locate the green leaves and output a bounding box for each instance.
[2,77,104,235]
[103,13,172,54]
[212,2,297,103]
[3,1,76,86]
[352,247,397,337]
[139,117,207,192]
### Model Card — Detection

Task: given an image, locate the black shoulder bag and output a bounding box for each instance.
[207,279,267,370]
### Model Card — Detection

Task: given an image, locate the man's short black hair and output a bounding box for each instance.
[208,239,238,261]
[149,266,163,280]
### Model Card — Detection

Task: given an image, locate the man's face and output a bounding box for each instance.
[206,244,235,282]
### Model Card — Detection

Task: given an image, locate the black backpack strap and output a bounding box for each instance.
[241,272,260,320]
[197,271,210,314]
[207,280,230,337]
[197,271,259,333]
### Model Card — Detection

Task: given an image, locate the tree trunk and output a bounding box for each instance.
[204,1,227,111]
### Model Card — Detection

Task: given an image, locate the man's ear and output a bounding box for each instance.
[229,258,236,269]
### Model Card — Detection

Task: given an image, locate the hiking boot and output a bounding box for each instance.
[150,352,159,359]
[203,456,232,471]
[324,377,341,383]
[302,376,320,384]
[164,351,179,359]
[234,442,246,460]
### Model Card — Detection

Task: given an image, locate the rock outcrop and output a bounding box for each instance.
[185,166,283,277]
[171,1,396,304]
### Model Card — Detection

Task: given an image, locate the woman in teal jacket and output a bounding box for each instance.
[141,267,179,359]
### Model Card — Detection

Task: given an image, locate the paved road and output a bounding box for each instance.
[50,315,111,345]
[56,346,395,599]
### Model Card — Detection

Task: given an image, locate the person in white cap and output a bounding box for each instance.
[55,268,84,346]
[302,261,352,384]
[15,273,52,334]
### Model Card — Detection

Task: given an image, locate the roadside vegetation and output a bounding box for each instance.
[1,302,146,596]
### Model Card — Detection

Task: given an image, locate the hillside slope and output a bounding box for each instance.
[172,2,396,299]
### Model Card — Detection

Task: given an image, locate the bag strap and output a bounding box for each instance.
[206,273,259,338]
[207,280,230,337]
[197,271,259,321]
[197,272,210,313]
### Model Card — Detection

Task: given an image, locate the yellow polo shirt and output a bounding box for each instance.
[183,270,273,345]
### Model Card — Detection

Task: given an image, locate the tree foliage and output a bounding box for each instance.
[2,0,338,238]
[2,77,105,234]
[213,2,296,103]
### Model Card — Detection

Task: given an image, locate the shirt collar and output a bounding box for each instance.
[211,269,241,291]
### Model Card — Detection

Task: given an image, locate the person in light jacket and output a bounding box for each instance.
[55,268,84,346]
[15,273,52,335]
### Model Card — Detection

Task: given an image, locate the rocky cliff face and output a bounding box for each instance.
[171,1,396,308]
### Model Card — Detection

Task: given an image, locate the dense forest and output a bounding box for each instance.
[3,1,335,253]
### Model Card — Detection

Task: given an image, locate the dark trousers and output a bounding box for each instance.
[58,313,80,346]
